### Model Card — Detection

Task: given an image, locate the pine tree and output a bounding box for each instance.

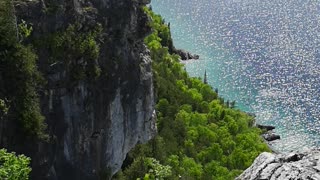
[203,69,208,84]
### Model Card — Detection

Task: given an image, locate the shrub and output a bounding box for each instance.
[0,149,31,180]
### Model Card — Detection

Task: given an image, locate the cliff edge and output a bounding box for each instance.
[237,149,320,180]
[0,0,156,179]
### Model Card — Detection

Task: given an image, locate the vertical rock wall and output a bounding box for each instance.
[1,0,156,179]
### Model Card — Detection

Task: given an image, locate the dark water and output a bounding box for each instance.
[151,0,320,152]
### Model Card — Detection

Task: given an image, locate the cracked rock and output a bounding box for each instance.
[236,149,320,180]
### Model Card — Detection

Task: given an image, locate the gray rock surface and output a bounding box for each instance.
[174,48,199,60]
[236,149,320,180]
[256,124,276,131]
[256,124,280,142]
[0,0,156,179]
[262,132,281,141]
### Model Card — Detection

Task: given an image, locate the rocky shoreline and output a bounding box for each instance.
[256,124,281,153]
[173,48,200,60]
[257,124,281,142]
[236,123,320,179]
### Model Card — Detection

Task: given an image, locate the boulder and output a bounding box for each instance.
[263,132,281,141]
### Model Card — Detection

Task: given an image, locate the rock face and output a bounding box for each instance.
[0,0,156,179]
[236,150,320,180]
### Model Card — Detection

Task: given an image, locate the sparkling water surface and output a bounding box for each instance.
[151,0,320,152]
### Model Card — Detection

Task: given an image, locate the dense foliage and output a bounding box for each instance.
[37,23,102,81]
[115,7,270,180]
[0,149,31,180]
[0,0,46,138]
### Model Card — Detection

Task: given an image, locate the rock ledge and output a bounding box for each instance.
[236,149,320,180]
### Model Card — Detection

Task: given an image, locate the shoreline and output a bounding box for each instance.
[174,48,279,154]
[255,123,281,154]
[263,140,280,154]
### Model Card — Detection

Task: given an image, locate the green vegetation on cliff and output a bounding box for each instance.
[0,0,46,138]
[36,22,102,81]
[0,1,269,178]
[115,7,270,180]
[0,149,31,180]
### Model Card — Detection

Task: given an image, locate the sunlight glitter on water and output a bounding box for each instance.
[152,0,320,152]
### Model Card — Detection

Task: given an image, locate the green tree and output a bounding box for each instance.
[181,157,202,179]
[0,0,46,138]
[144,158,172,180]
[116,7,270,180]
[0,149,31,180]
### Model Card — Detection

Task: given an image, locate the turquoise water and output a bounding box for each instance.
[151,0,320,152]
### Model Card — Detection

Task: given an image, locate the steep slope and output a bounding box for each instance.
[0,0,156,179]
[114,7,270,180]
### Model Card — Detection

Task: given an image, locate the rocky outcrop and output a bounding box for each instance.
[174,48,199,60]
[0,0,156,179]
[257,124,276,131]
[257,124,280,142]
[262,132,280,141]
[236,150,320,180]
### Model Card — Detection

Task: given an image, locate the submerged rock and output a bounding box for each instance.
[236,149,320,180]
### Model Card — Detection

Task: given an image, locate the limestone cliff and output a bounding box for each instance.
[237,149,320,180]
[0,0,156,179]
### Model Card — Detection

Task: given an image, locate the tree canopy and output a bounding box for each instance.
[0,149,31,180]
[114,7,270,180]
